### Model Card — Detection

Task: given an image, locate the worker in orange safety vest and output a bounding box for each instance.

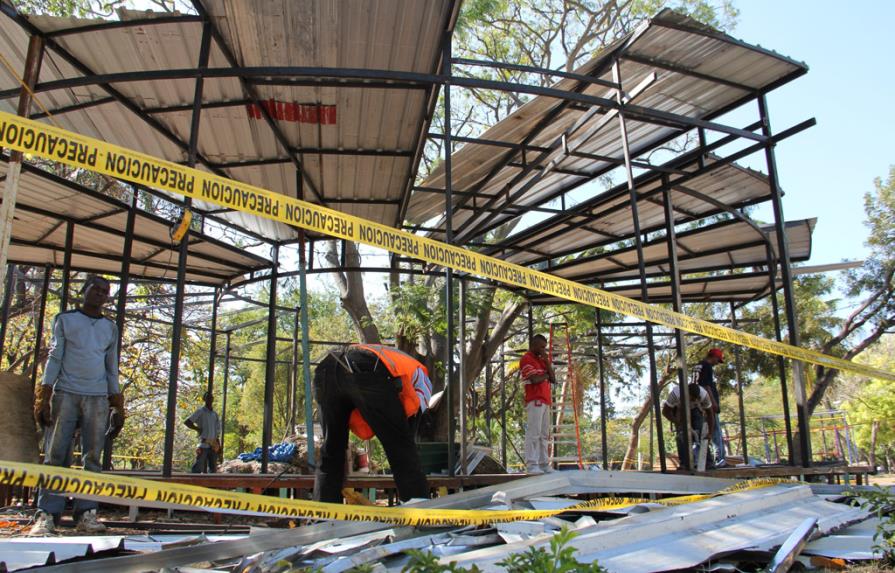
[312,344,432,503]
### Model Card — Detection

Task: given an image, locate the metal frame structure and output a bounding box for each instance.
[0,3,823,480]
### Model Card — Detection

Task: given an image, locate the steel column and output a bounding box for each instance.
[766,243,795,460]
[205,288,220,396]
[30,265,51,386]
[59,221,74,311]
[759,95,810,467]
[261,245,280,474]
[661,182,691,470]
[115,191,137,356]
[298,242,314,464]
[596,308,608,469]
[163,22,211,477]
[458,278,467,475]
[443,33,456,478]
[484,357,492,445]
[289,307,299,433]
[614,60,666,472]
[0,265,13,363]
[220,332,231,455]
[730,302,748,460]
[500,344,507,468]
[103,190,137,470]
[0,35,43,290]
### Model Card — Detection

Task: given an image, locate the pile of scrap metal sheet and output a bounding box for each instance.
[14,471,888,572]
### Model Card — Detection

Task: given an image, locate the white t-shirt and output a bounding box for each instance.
[664,385,712,411]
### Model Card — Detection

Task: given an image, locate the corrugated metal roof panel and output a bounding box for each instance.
[1,163,269,284]
[547,218,815,283]
[446,485,868,573]
[0,1,452,241]
[408,10,805,246]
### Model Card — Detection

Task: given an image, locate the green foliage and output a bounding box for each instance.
[402,550,482,573]
[842,335,895,460]
[852,487,895,563]
[848,166,895,308]
[400,527,605,573]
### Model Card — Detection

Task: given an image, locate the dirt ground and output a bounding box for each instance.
[868,473,895,487]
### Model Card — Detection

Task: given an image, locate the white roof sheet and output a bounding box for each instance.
[546,218,816,282]
[0,0,455,240]
[2,162,270,285]
[409,9,806,244]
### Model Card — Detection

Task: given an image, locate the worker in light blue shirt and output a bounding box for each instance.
[185,391,222,473]
[30,275,126,536]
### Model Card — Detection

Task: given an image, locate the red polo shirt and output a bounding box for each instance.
[520,351,552,405]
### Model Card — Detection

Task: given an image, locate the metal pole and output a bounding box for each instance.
[115,191,137,356]
[289,307,299,433]
[0,266,13,363]
[220,332,231,456]
[759,95,811,468]
[443,33,456,478]
[207,287,219,395]
[500,343,507,468]
[614,60,666,472]
[484,357,492,445]
[104,191,137,470]
[730,302,748,461]
[59,222,74,312]
[458,278,467,475]
[262,244,280,474]
[297,194,315,466]
[661,183,691,470]
[30,265,51,386]
[766,243,795,460]
[163,22,210,477]
[0,35,44,289]
[596,308,608,470]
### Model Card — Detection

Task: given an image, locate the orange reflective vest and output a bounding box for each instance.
[348,344,429,440]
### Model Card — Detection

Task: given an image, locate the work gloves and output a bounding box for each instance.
[108,393,126,439]
[33,384,54,427]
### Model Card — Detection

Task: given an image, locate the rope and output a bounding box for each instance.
[0,51,61,128]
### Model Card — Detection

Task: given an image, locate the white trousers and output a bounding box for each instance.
[524,400,551,472]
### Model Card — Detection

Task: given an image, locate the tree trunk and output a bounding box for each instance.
[324,241,380,344]
[622,364,675,470]
[870,421,880,469]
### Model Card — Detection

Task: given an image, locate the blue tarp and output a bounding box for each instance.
[238,442,297,463]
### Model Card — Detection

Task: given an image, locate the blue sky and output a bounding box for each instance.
[727,0,895,266]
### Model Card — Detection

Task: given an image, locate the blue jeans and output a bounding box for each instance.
[712,413,725,463]
[191,446,218,473]
[38,391,109,518]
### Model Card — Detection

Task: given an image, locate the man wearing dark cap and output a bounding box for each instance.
[691,348,725,467]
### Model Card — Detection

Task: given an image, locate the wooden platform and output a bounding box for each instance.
[111,471,522,492]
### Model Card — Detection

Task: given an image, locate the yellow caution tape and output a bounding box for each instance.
[0,460,791,526]
[0,111,889,381]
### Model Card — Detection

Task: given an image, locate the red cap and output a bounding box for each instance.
[708,348,724,362]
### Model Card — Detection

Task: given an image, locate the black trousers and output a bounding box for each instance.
[312,348,429,503]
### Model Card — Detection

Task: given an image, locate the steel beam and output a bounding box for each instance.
[261,244,280,474]
[443,33,457,478]
[759,95,810,467]
[30,265,51,386]
[662,183,691,470]
[614,60,666,472]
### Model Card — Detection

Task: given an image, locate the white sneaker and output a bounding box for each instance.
[29,512,56,536]
[527,468,544,475]
[542,466,555,474]
[76,510,107,533]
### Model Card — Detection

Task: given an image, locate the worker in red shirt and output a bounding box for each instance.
[519,334,556,474]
